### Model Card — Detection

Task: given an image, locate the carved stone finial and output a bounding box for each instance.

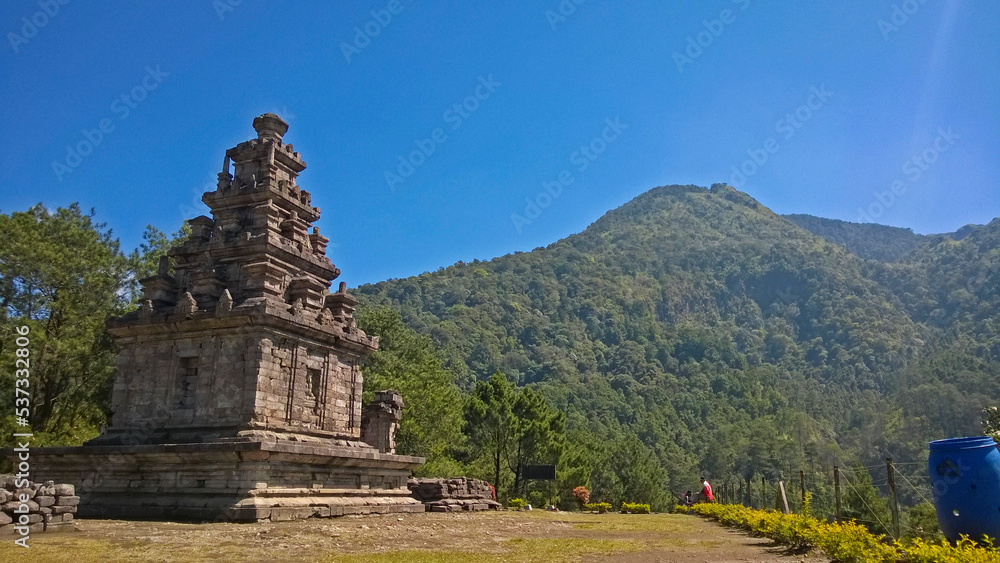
[157,256,170,276]
[217,289,233,314]
[252,113,289,143]
[325,282,358,326]
[176,292,198,315]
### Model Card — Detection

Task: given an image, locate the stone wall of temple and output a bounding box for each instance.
[255,335,363,437]
[107,330,254,438]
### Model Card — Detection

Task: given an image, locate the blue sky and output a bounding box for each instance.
[1,1,997,286]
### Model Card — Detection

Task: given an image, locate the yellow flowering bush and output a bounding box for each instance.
[902,536,999,563]
[583,502,613,513]
[620,502,651,514]
[685,503,1000,563]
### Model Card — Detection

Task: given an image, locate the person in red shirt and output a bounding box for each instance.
[700,477,714,503]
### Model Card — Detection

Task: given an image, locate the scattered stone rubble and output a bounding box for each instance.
[0,475,77,534]
[408,478,501,512]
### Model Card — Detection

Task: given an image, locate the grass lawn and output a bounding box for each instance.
[0,510,830,562]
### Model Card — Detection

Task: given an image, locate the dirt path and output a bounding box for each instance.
[2,511,831,562]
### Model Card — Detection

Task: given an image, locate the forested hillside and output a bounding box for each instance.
[783,214,929,262]
[356,184,1000,510]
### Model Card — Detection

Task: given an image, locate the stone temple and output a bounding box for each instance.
[29,114,424,521]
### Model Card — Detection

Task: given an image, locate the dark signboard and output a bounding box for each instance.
[522,464,556,480]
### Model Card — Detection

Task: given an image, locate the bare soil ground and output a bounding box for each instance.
[1,511,832,563]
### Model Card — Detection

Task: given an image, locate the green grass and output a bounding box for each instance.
[570,512,686,533]
[328,538,645,562]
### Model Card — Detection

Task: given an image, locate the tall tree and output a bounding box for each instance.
[355,305,466,475]
[0,204,128,442]
[464,371,567,500]
[507,385,565,497]
[464,371,516,494]
[589,432,670,510]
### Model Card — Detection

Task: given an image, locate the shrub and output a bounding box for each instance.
[902,535,1000,563]
[508,498,527,510]
[903,502,943,542]
[573,486,590,506]
[583,502,613,514]
[683,503,1000,563]
[621,502,651,514]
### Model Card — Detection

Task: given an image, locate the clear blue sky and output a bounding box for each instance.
[2,1,997,285]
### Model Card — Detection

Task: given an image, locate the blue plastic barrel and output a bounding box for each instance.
[928,436,1000,543]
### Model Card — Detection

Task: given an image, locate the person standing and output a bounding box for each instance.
[700,477,714,503]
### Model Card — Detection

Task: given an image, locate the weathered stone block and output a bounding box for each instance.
[53,484,74,496]
[55,496,80,507]
[25,513,43,524]
[44,521,74,532]
[2,500,38,512]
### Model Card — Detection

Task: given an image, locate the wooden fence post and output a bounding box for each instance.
[800,470,806,508]
[887,458,900,539]
[776,481,790,514]
[833,466,842,522]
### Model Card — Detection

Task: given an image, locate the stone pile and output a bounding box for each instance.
[0,475,77,534]
[408,477,501,512]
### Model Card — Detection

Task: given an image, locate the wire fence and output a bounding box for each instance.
[711,458,934,539]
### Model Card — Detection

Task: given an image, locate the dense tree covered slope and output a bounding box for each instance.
[783,214,929,262]
[356,184,1000,496]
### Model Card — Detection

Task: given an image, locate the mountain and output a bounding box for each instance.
[354,184,1000,498]
[782,214,929,262]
